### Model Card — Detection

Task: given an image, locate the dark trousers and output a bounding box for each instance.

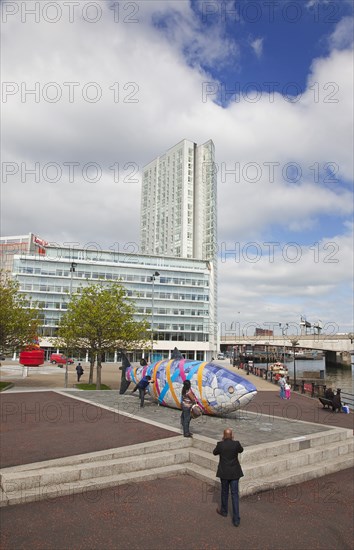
[220,479,240,525]
[181,406,191,436]
[138,388,145,407]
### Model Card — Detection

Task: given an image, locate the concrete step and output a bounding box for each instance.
[240,454,354,496]
[1,464,189,507]
[190,437,353,479]
[1,448,190,493]
[185,454,354,497]
[243,438,354,480]
[1,429,352,507]
[192,428,352,463]
[1,436,190,474]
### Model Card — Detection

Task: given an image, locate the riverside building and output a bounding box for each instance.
[0,233,216,361]
[141,139,217,261]
[141,138,218,348]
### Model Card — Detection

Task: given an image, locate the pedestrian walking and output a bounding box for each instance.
[76,363,84,382]
[213,428,244,527]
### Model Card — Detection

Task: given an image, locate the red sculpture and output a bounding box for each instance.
[19,343,44,367]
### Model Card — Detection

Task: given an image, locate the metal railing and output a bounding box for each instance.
[235,361,353,410]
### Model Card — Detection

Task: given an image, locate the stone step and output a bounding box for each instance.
[2,448,352,508]
[192,427,352,464]
[185,454,354,497]
[189,432,353,473]
[1,429,352,508]
[243,439,354,480]
[240,454,354,496]
[1,448,190,493]
[4,435,351,497]
[1,464,188,507]
[1,436,190,474]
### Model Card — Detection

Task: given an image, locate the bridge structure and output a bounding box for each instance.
[220,333,353,353]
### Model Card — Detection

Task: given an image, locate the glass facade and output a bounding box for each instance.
[10,243,216,359]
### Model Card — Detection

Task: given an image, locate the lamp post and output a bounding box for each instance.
[69,262,77,296]
[291,339,299,390]
[150,271,160,363]
[65,262,77,388]
[265,341,269,378]
[279,323,289,362]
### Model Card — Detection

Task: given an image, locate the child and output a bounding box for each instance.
[285,381,291,400]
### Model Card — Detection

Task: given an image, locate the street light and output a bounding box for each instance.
[265,341,269,378]
[291,339,299,390]
[150,271,160,362]
[65,262,77,388]
[69,262,77,296]
[279,323,289,362]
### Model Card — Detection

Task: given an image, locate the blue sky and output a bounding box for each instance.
[179,0,353,94]
[1,0,353,332]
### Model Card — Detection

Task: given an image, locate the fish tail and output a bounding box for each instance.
[119,352,131,394]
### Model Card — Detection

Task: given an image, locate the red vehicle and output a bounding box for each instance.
[50,353,74,365]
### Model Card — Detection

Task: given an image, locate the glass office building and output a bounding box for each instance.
[2,235,216,361]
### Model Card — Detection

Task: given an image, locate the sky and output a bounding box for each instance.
[1,0,353,336]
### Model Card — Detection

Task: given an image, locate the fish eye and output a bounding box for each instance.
[228,386,234,394]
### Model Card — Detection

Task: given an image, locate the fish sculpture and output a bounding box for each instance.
[119,349,257,416]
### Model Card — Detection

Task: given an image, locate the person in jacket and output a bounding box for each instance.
[332,390,342,412]
[76,363,84,382]
[213,428,244,527]
[324,387,335,401]
[180,380,196,437]
[132,375,153,407]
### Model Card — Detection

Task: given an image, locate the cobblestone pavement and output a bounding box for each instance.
[63,390,335,447]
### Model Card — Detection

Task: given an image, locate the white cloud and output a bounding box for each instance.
[250,37,264,58]
[1,2,353,331]
[328,16,354,50]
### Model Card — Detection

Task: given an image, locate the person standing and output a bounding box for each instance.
[332,389,342,412]
[278,374,286,399]
[213,428,244,527]
[180,380,196,437]
[285,381,291,400]
[76,363,84,382]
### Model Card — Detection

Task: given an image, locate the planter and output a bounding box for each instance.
[19,350,45,367]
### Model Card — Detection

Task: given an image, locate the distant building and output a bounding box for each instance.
[140,138,218,349]
[255,328,274,336]
[0,234,216,361]
[140,139,217,261]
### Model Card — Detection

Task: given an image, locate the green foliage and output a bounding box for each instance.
[58,281,148,352]
[56,281,149,388]
[0,381,14,392]
[0,274,40,354]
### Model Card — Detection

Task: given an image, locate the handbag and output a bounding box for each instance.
[190,404,202,419]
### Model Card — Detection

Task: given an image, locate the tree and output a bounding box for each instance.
[56,281,149,389]
[0,273,40,354]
